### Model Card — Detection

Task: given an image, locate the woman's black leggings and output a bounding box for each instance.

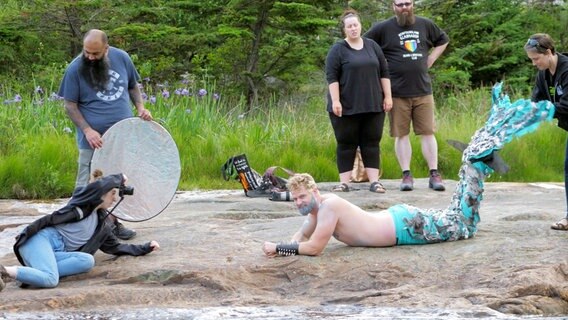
[329,112,386,173]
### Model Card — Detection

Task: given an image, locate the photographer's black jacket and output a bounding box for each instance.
[13,174,153,266]
[532,53,568,131]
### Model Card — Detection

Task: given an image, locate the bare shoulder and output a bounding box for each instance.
[320,194,351,210]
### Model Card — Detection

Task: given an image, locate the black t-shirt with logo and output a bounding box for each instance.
[365,16,449,98]
[532,53,568,131]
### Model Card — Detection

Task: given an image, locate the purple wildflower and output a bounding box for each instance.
[181,88,190,96]
[14,94,22,102]
[213,93,220,100]
[162,89,170,99]
[150,96,157,104]
[141,92,148,100]
[198,89,207,97]
[35,86,44,95]
[174,89,182,96]
[48,92,64,101]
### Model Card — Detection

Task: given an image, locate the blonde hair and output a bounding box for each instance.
[90,169,104,182]
[287,173,318,192]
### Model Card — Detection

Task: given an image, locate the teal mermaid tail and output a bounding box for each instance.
[389,82,555,244]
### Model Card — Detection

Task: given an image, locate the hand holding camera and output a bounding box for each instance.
[119,174,134,197]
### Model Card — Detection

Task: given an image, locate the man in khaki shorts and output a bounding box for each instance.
[365,0,449,191]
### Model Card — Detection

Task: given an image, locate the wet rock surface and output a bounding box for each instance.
[1,180,567,318]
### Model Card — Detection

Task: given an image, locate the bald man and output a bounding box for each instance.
[58,29,152,240]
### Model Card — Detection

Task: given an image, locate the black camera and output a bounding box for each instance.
[119,185,134,197]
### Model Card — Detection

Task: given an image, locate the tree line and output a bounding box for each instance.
[1,0,566,106]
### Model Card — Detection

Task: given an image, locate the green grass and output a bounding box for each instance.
[0,81,564,199]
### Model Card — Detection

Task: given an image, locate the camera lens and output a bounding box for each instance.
[119,185,135,196]
[270,191,291,201]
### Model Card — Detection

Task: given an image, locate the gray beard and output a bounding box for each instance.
[298,194,318,216]
[395,11,416,27]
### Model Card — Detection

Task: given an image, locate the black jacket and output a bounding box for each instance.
[532,53,568,131]
[13,174,153,266]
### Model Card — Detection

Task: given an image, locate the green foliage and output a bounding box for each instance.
[0,0,567,198]
[0,80,564,199]
[0,136,76,199]
[424,0,566,94]
[1,0,566,98]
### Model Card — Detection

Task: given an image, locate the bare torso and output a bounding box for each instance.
[319,194,396,247]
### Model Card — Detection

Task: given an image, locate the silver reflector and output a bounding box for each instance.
[91,118,180,222]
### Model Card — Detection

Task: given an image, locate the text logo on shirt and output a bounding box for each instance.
[96,70,125,101]
[399,31,423,60]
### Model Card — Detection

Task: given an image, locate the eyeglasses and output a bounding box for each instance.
[394,2,413,7]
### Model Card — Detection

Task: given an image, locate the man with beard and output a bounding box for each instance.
[262,172,466,257]
[365,1,449,192]
[58,29,152,240]
[262,173,397,257]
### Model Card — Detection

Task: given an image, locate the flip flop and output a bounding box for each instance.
[551,218,568,230]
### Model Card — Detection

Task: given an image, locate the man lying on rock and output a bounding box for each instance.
[263,83,555,257]
[0,170,159,291]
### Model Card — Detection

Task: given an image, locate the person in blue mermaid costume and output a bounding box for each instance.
[263,83,554,257]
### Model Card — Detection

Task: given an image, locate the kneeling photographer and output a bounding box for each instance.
[0,170,159,290]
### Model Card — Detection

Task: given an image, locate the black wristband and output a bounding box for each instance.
[276,242,299,256]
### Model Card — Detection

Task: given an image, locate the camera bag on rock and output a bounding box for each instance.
[221,155,295,200]
[221,154,263,194]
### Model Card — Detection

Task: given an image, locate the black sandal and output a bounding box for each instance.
[331,183,350,192]
[370,181,386,193]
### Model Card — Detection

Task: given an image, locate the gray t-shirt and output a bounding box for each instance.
[55,208,98,251]
[58,47,140,149]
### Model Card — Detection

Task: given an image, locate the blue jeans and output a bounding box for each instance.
[16,227,95,288]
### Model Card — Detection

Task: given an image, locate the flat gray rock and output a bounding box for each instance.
[1,180,567,317]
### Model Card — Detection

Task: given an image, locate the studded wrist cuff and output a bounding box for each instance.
[275,242,299,256]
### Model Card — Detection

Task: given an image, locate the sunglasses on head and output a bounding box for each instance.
[394,2,413,7]
[526,38,548,50]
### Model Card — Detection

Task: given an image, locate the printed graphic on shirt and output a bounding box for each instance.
[96,70,126,101]
[399,30,423,60]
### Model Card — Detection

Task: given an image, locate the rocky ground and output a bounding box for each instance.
[1,179,567,318]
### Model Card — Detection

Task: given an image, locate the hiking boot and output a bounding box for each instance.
[400,172,414,191]
[429,171,446,191]
[113,222,137,240]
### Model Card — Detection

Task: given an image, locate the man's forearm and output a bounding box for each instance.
[275,242,300,256]
[129,85,144,111]
[64,100,90,132]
